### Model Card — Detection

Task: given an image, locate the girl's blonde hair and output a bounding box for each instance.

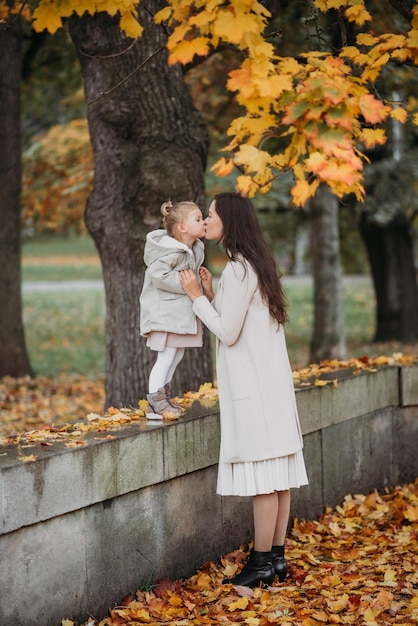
[160,200,199,238]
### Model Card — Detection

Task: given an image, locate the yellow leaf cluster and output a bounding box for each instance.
[157,0,271,66]
[22,119,93,235]
[13,0,418,207]
[30,0,142,38]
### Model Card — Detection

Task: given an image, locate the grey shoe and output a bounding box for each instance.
[164,382,180,408]
[146,387,182,420]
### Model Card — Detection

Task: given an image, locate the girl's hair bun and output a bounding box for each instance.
[160,200,174,217]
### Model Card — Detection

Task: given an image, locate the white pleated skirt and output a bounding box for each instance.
[216,449,309,497]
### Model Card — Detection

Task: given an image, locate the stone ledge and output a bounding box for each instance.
[295,365,399,434]
[0,402,219,535]
[0,366,415,536]
[400,364,418,406]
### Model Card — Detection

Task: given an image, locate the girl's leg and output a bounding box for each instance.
[148,347,179,393]
[165,348,185,385]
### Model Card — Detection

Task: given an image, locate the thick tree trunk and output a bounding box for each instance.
[309,185,346,363]
[0,9,33,378]
[360,212,418,342]
[69,6,212,408]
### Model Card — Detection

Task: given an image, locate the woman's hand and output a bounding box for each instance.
[199,267,215,301]
[179,269,203,301]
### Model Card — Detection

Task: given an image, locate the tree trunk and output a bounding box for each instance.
[309,185,346,363]
[360,211,418,342]
[0,8,33,378]
[68,6,212,408]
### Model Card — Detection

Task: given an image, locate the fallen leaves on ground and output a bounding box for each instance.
[292,352,417,387]
[62,480,417,626]
[0,381,219,445]
[0,374,105,438]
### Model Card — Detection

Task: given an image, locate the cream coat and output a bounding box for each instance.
[140,230,205,336]
[192,258,303,463]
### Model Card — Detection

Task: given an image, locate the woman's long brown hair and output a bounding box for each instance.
[214,192,288,326]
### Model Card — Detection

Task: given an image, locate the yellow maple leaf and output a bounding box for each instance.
[279,57,302,76]
[256,73,293,98]
[168,37,210,65]
[358,94,389,124]
[32,3,63,34]
[404,504,418,522]
[345,5,372,25]
[357,33,378,47]
[234,144,271,173]
[154,6,172,23]
[228,596,249,611]
[213,7,262,45]
[389,107,408,123]
[305,151,327,174]
[20,454,37,462]
[236,174,257,196]
[290,178,312,207]
[211,157,235,177]
[119,11,143,38]
[326,592,349,613]
[362,607,376,622]
[360,128,386,148]
[228,63,256,98]
[383,568,398,586]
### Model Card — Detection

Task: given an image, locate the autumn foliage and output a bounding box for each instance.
[22,120,92,234]
[3,0,418,215]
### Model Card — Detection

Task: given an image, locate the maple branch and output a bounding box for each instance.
[87,45,165,106]
[78,38,138,60]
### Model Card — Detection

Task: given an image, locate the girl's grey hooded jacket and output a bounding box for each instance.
[140,229,205,336]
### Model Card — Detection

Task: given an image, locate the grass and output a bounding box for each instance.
[22,235,102,282]
[23,290,106,376]
[21,235,416,377]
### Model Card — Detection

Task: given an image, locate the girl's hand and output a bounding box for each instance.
[199,267,215,301]
[179,270,203,301]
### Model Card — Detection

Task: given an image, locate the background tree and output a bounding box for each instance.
[68,5,212,407]
[0,5,33,377]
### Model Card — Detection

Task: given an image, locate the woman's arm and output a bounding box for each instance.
[181,262,257,347]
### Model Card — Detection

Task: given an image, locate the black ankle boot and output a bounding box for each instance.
[222,550,275,588]
[272,545,288,582]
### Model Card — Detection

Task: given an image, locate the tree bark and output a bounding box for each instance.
[309,185,346,363]
[0,8,33,378]
[69,5,212,408]
[360,212,418,342]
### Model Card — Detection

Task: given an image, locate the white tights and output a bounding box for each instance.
[148,347,185,393]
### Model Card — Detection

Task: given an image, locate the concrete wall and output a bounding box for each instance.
[0,365,417,625]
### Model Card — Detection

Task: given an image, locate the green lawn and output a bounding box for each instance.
[21,235,402,377]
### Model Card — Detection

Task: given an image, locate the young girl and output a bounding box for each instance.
[180,192,309,588]
[140,200,205,419]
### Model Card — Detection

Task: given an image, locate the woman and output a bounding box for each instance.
[179,192,308,588]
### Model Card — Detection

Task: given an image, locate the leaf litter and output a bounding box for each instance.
[59,480,417,626]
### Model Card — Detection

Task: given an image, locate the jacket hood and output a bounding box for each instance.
[144,229,203,265]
